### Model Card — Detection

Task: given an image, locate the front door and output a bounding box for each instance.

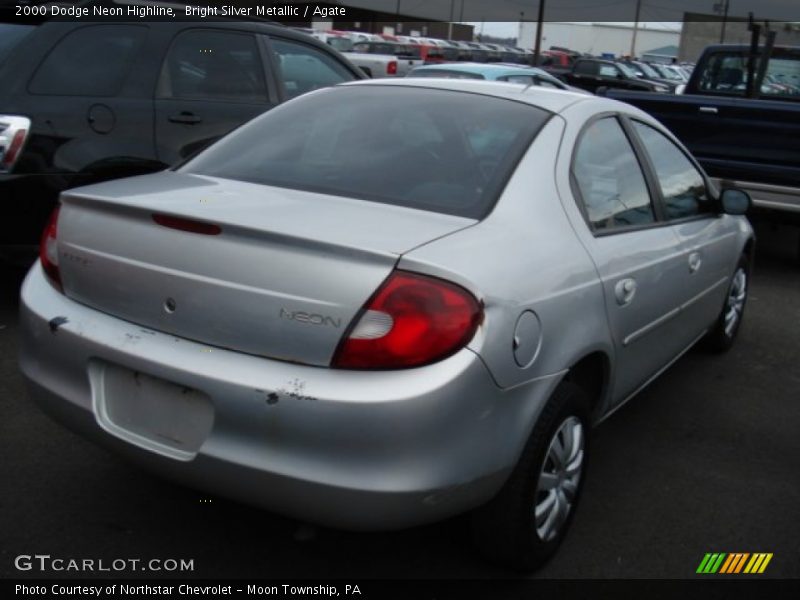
[629,119,742,335]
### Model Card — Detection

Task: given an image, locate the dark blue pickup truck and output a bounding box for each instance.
[603,44,800,225]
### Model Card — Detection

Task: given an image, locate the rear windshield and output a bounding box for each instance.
[184,86,550,219]
[0,24,35,65]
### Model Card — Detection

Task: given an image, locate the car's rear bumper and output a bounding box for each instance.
[19,263,561,529]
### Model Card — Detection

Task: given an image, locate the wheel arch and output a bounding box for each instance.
[562,350,612,423]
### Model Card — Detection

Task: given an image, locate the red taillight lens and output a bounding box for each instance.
[333,271,482,370]
[39,206,61,288]
[387,60,398,75]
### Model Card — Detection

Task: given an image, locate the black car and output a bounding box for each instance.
[560,58,672,94]
[0,10,364,264]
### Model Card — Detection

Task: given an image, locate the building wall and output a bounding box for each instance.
[679,14,800,62]
[519,22,679,58]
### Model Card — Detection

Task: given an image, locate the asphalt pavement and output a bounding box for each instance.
[1,221,798,580]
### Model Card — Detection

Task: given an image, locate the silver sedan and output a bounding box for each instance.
[19,79,753,570]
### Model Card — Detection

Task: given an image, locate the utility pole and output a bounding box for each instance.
[533,0,546,65]
[448,0,454,40]
[630,0,642,58]
[714,0,732,43]
[721,0,731,43]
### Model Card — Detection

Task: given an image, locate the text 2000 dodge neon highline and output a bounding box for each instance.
[19,79,754,570]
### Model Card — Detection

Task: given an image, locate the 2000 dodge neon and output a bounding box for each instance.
[19,79,753,570]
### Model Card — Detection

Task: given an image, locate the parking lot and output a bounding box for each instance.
[0,220,797,580]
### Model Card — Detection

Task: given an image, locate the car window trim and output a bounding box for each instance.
[156,27,272,105]
[255,33,280,106]
[569,112,664,237]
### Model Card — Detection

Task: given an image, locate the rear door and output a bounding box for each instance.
[569,115,690,403]
[2,23,157,244]
[16,24,155,175]
[154,28,277,165]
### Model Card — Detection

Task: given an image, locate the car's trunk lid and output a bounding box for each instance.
[56,172,475,366]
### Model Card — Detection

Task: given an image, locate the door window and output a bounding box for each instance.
[572,117,656,231]
[157,30,267,103]
[29,25,147,96]
[632,121,712,220]
[598,64,619,78]
[270,38,354,99]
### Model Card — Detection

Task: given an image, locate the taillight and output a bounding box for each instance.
[333,271,482,370]
[0,115,31,173]
[387,61,398,75]
[40,206,61,289]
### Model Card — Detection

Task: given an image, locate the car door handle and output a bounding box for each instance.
[614,278,637,306]
[688,252,702,273]
[698,106,718,114]
[168,112,202,125]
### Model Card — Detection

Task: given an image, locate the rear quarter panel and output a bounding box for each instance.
[400,115,614,392]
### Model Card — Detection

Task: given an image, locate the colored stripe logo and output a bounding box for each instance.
[697,553,773,574]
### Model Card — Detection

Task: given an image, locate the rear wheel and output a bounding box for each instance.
[703,254,750,353]
[471,382,590,571]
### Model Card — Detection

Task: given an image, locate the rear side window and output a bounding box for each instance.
[574,61,597,75]
[0,24,35,66]
[157,30,267,103]
[501,75,535,85]
[184,86,549,219]
[572,117,655,231]
[29,25,146,96]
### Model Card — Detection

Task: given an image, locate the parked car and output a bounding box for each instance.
[0,17,364,266]
[311,31,354,54]
[603,44,800,226]
[20,78,753,571]
[559,58,672,93]
[406,62,586,94]
[346,41,421,76]
[649,62,689,83]
[465,42,491,63]
[620,59,681,92]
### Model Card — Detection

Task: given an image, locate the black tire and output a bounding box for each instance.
[703,254,750,353]
[471,381,591,572]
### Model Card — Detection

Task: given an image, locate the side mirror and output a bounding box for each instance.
[720,188,751,215]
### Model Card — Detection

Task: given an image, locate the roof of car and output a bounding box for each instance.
[343,78,594,114]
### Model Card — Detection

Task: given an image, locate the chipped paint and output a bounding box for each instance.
[48,316,68,333]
